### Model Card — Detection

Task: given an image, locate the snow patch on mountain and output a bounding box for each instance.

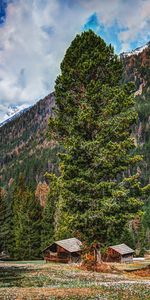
[0,104,31,127]
[121,42,150,58]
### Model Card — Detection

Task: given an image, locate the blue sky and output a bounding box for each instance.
[0,0,6,24]
[0,0,150,121]
[83,13,123,53]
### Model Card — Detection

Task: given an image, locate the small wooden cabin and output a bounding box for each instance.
[107,243,134,263]
[43,238,82,263]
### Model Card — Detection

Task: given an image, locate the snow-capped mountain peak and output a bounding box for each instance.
[0,104,31,127]
[6,105,25,117]
[121,41,150,58]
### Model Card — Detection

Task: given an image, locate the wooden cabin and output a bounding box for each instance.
[43,238,82,263]
[106,243,134,263]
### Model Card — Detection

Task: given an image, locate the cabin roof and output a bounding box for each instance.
[43,238,82,253]
[109,243,134,255]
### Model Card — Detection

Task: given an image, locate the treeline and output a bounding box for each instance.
[0,176,150,259]
[0,176,58,259]
[0,179,38,259]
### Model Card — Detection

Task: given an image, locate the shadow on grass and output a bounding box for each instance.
[0,265,37,288]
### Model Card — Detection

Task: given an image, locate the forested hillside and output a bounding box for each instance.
[0,93,59,189]
[122,44,150,185]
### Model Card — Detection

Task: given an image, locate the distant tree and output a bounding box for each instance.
[35,181,49,207]
[48,30,150,244]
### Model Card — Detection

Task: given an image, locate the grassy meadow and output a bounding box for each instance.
[0,261,150,299]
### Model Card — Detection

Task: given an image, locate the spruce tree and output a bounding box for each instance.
[141,198,150,250]
[0,186,15,256]
[0,187,6,252]
[13,176,42,259]
[49,30,149,244]
[41,174,60,249]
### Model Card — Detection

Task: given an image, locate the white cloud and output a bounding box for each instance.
[80,0,150,51]
[0,0,89,121]
[0,0,150,122]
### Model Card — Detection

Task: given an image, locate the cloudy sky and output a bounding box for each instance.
[0,0,150,122]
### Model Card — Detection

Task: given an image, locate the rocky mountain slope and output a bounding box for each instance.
[121,42,150,184]
[0,42,150,189]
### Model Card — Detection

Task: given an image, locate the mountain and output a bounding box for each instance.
[0,41,150,190]
[121,41,150,184]
[0,93,59,188]
[121,41,150,58]
[0,105,32,128]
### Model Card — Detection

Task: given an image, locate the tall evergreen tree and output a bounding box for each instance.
[0,187,6,252]
[13,176,42,259]
[140,198,150,251]
[41,174,59,249]
[0,186,15,256]
[49,30,149,244]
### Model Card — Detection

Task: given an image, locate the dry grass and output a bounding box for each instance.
[0,287,97,300]
[0,261,150,299]
[129,264,150,278]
